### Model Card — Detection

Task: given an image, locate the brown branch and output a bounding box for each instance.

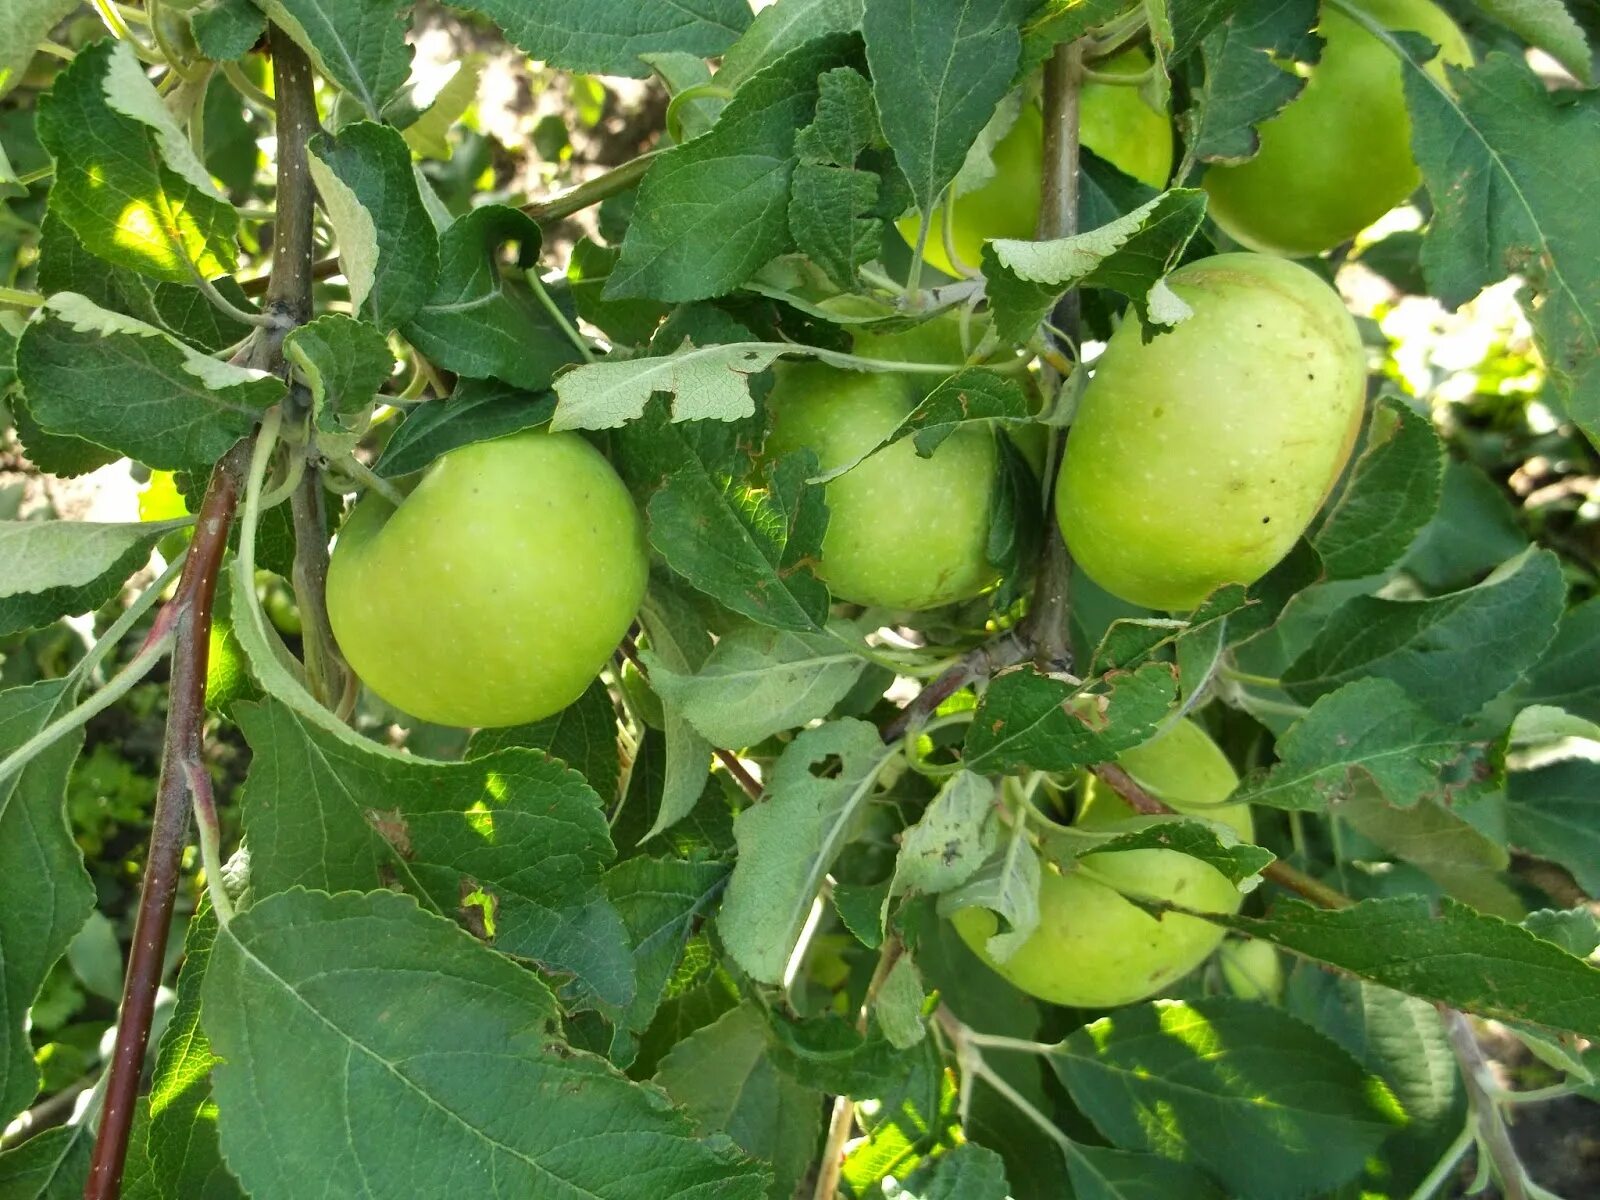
[84,439,253,1200]
[1017,41,1084,674]
[238,150,659,298]
[879,629,1030,744]
[86,27,323,1198]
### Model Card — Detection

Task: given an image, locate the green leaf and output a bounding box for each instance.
[719,0,866,88]
[0,0,77,98]
[191,0,267,61]
[1281,547,1566,720]
[605,857,729,1051]
[720,719,894,982]
[1184,0,1319,164]
[1220,896,1600,1039]
[0,681,92,1125]
[551,342,784,431]
[151,279,257,353]
[607,37,852,301]
[985,190,1208,345]
[864,0,1032,214]
[282,313,394,436]
[891,771,1000,900]
[403,206,581,390]
[1052,998,1404,1199]
[766,1011,906,1095]
[1339,790,1517,917]
[1506,758,1600,896]
[400,55,484,159]
[1402,458,1529,593]
[790,163,882,289]
[1085,820,1275,886]
[0,1121,91,1199]
[963,662,1179,775]
[636,583,717,839]
[1064,1143,1226,1200]
[37,41,239,282]
[1467,0,1591,84]
[6,394,119,483]
[654,1003,823,1200]
[16,293,280,472]
[456,0,752,77]
[204,889,770,1200]
[644,621,868,748]
[375,381,556,478]
[626,410,832,632]
[935,819,1042,960]
[1524,907,1600,957]
[0,517,188,637]
[307,122,440,332]
[566,238,671,347]
[897,1142,1010,1200]
[1313,397,1445,580]
[795,66,883,164]
[261,0,412,118]
[1519,596,1600,724]
[875,954,929,1048]
[810,370,1034,483]
[1019,0,1131,75]
[467,678,621,803]
[33,211,162,328]
[1233,678,1487,811]
[1405,52,1600,446]
[237,699,634,1013]
[1286,972,1465,1196]
[147,907,244,1199]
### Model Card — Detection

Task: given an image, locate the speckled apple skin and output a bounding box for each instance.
[766,362,997,612]
[1056,253,1365,611]
[1204,0,1472,257]
[326,432,647,728]
[954,719,1249,1008]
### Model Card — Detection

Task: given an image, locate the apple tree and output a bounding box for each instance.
[1,1,1598,1198]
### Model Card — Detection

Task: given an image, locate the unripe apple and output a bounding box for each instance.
[326,432,647,727]
[1203,0,1473,257]
[1219,938,1285,1001]
[952,719,1252,1008]
[1056,253,1365,611]
[765,363,998,611]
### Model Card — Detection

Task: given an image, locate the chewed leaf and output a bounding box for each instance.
[552,342,784,431]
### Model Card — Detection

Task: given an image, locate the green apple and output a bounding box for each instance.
[1219,938,1285,1002]
[765,362,998,611]
[326,432,647,728]
[1056,253,1365,611]
[897,50,1173,276]
[1203,0,1472,257]
[953,719,1251,1008]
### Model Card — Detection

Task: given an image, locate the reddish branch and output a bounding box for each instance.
[86,28,321,1199]
[85,439,253,1200]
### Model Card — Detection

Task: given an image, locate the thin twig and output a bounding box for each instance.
[812,937,905,1200]
[84,439,253,1200]
[1443,1009,1535,1200]
[878,628,1030,744]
